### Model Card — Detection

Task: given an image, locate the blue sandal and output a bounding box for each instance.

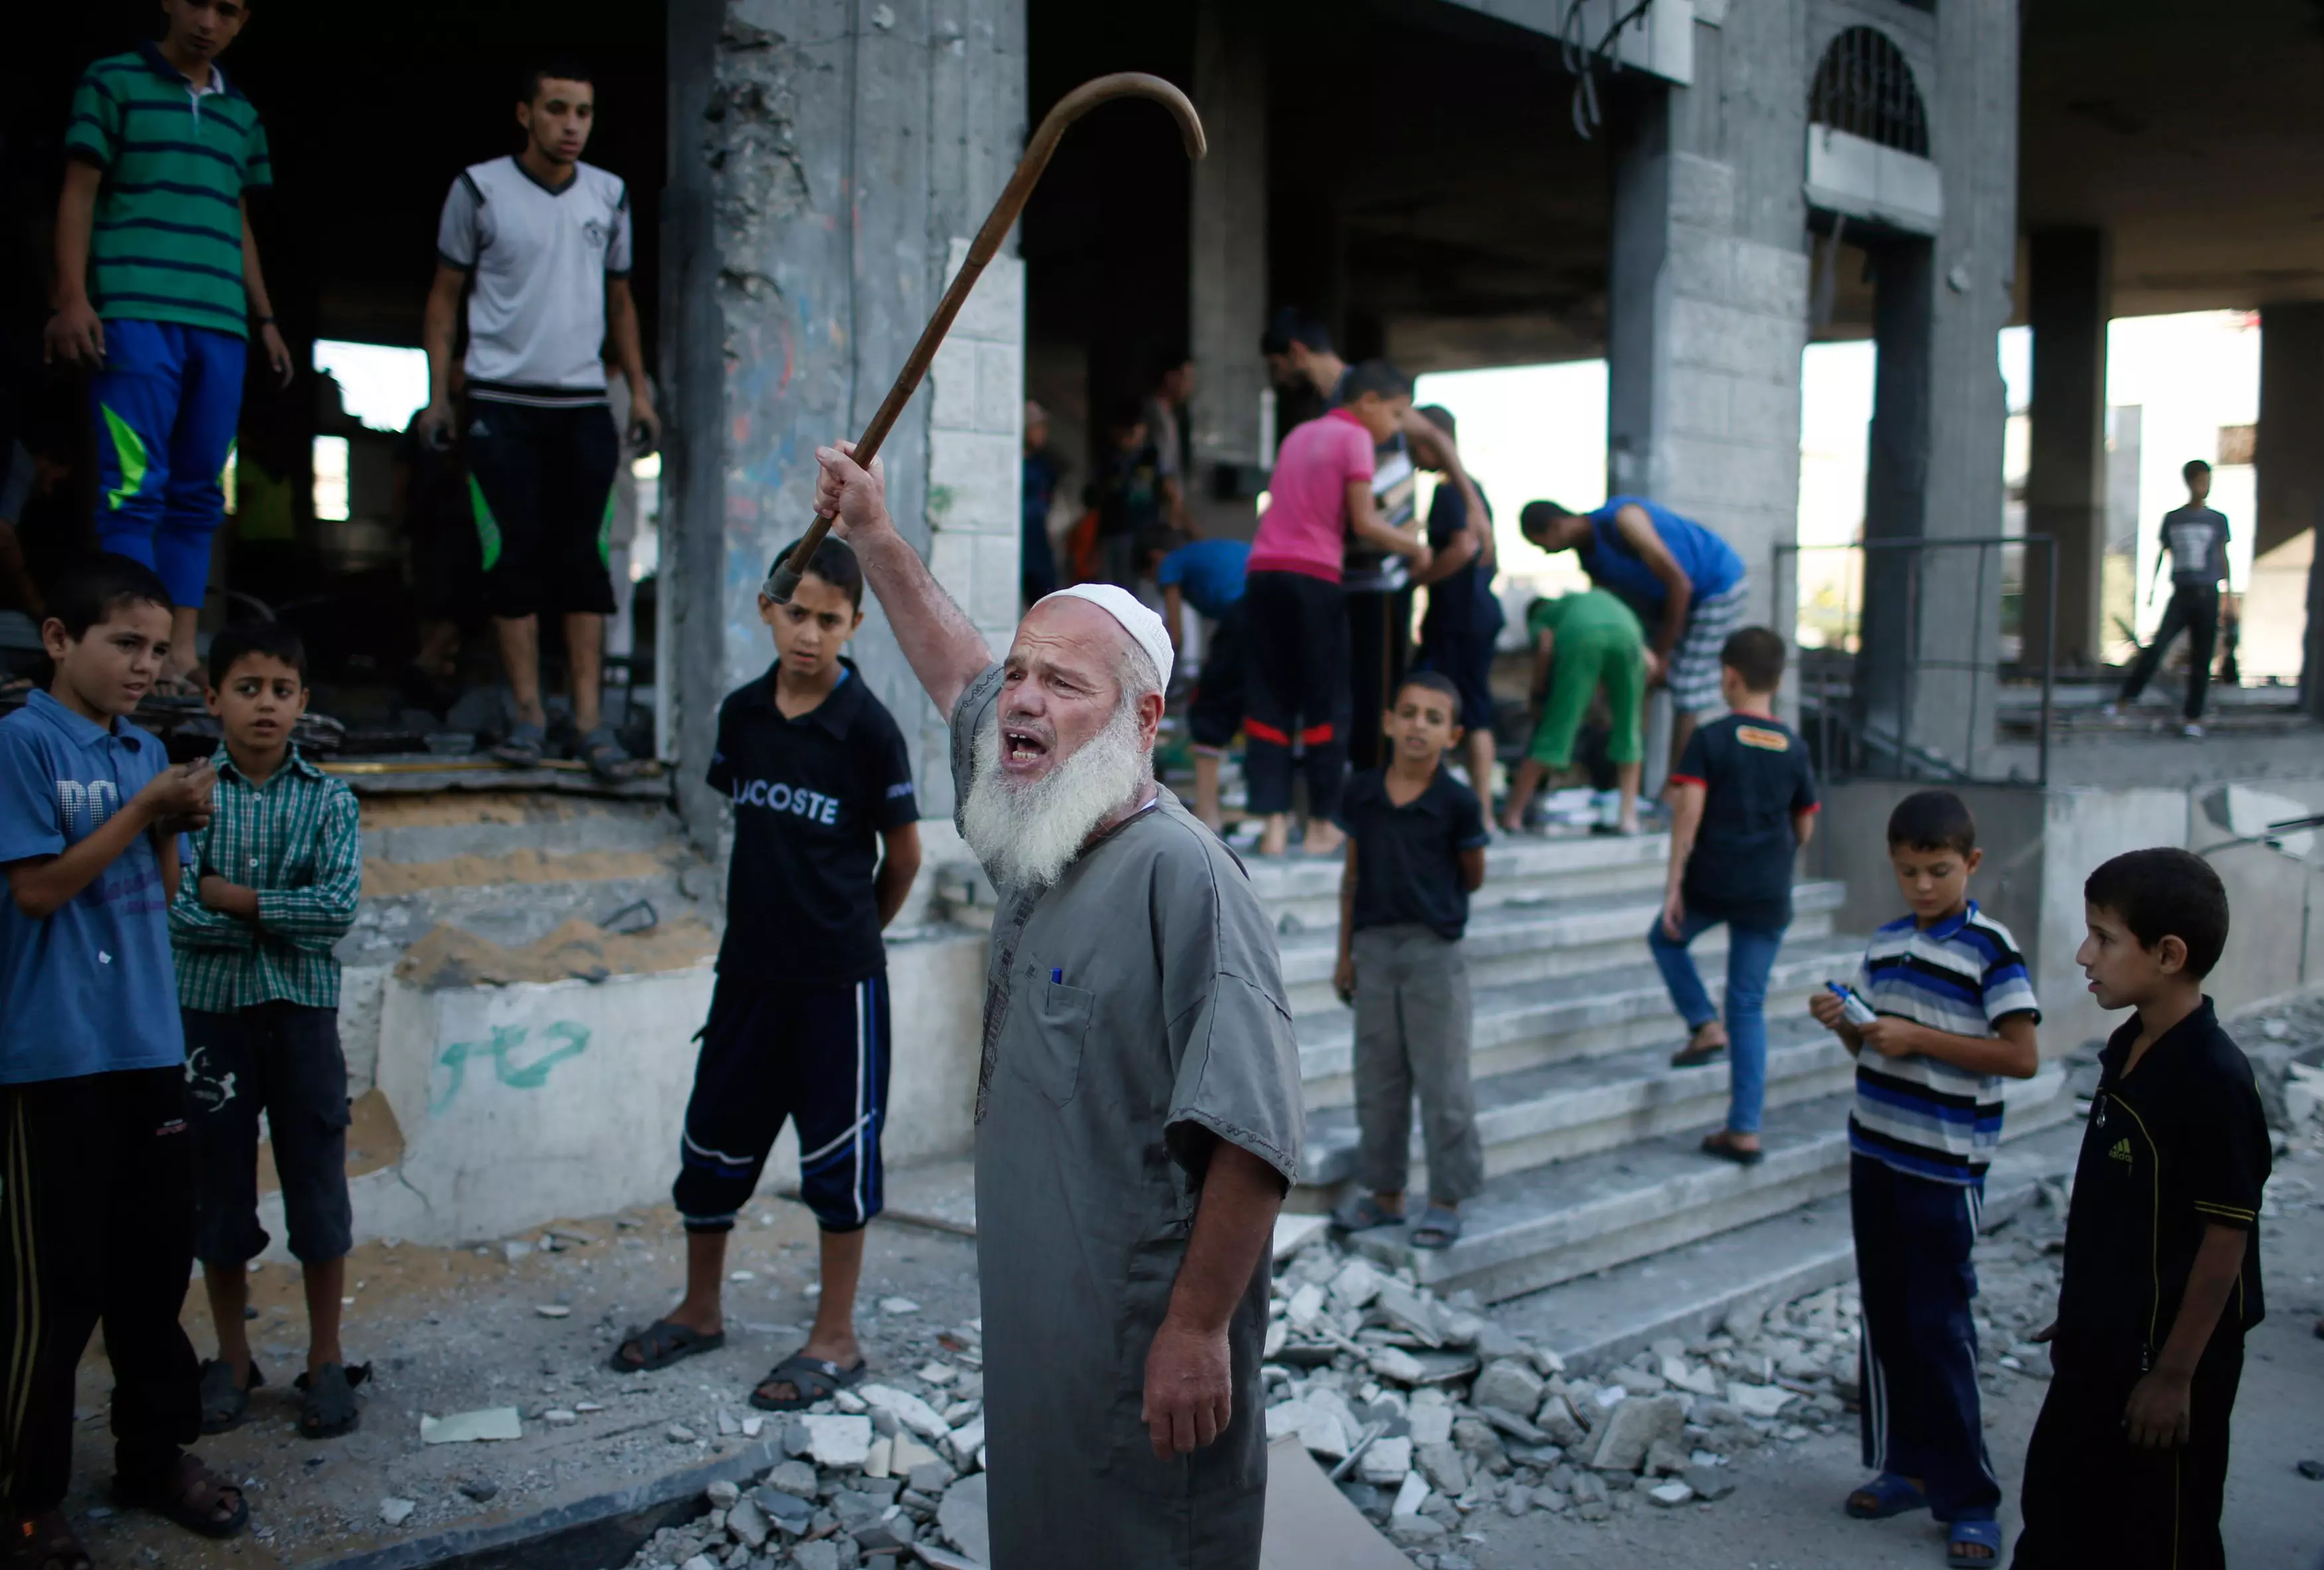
[1947,1518,2002,1565]
[1844,1472,1928,1519]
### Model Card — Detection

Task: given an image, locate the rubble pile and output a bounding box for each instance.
[612,1323,992,1570]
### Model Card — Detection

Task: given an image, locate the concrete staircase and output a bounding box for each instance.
[1241,829,2076,1306]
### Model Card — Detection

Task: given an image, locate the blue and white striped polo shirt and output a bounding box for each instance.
[1846,901,2040,1184]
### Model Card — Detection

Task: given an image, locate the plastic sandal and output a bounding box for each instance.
[750,1352,868,1412]
[1844,1472,1929,1519]
[197,1357,262,1435]
[493,721,548,766]
[609,1318,726,1373]
[1331,1192,1404,1233]
[571,723,641,781]
[1702,1129,1767,1167]
[1410,1203,1463,1250]
[293,1361,370,1439]
[1947,1518,2003,1565]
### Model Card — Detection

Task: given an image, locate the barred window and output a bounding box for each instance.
[1809,27,1930,157]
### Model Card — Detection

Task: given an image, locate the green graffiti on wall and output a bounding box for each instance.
[430,1021,592,1112]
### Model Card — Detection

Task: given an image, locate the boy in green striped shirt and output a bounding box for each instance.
[50,0,292,687]
[167,623,368,1440]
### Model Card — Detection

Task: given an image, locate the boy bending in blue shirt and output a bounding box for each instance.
[0,556,248,1563]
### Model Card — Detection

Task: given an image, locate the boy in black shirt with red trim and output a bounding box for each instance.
[2014,848,2268,1570]
[607,536,922,1413]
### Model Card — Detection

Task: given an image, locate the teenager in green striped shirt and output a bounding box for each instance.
[167,622,367,1441]
[48,0,293,687]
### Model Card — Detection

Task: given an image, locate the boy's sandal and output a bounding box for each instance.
[750,1352,867,1412]
[198,1357,262,1434]
[1409,1204,1463,1251]
[7,1510,93,1570]
[1946,1518,2003,1564]
[1670,1035,1728,1068]
[292,1361,370,1439]
[1702,1130,1766,1166]
[115,1452,249,1539]
[1331,1193,1404,1233]
[1843,1472,1928,1519]
[608,1318,726,1373]
[572,724,643,782]
[493,721,548,767]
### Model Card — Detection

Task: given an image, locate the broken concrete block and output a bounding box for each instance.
[1644,1438,1693,1476]
[790,1543,841,1570]
[1587,1397,1685,1472]
[1661,1355,1721,1396]
[907,1458,957,1496]
[1329,1258,1385,1310]
[716,1409,741,1437]
[1416,1439,1469,1494]
[764,1459,817,1497]
[1475,1405,1547,1446]
[1286,1281,1328,1332]
[1726,1383,1795,1418]
[542,1409,577,1426]
[1648,1480,1696,1508]
[1367,1346,1428,1385]
[888,1433,940,1475]
[1406,1401,1454,1448]
[833,1388,869,1414]
[1686,1465,1736,1502]
[857,1511,916,1551]
[1473,1357,1546,1416]
[725,1496,771,1550]
[378,1498,416,1527]
[797,1413,873,1469]
[1390,1471,1431,1518]
[863,1436,893,1478]
[1535,1393,1588,1448]
[707,1479,742,1509]
[1570,1471,1609,1505]
[936,1471,990,1563]
[679,1555,717,1570]
[1296,1403,1351,1460]
[1528,1346,1568,1377]
[1264,1399,1305,1442]
[1263,1318,1287,1360]
[1273,1212,1331,1261]
[420,1407,523,1444]
[1503,1483,1533,1516]
[1371,1280,1444,1346]
[1388,1514,1448,1546]
[1357,1435,1413,1486]
[860,1383,952,1442]
[751,1486,813,1536]
[667,1425,700,1444]
[946,1415,986,1469]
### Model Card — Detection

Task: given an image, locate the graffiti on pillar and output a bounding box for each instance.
[430,1021,592,1113]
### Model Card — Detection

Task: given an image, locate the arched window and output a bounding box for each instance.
[1809,27,1930,158]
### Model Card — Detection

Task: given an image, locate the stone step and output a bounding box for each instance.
[1292,938,1870,1109]
[1272,881,1845,1014]
[1293,1016,1856,1193]
[1489,1116,2088,1374]
[1342,1068,2077,1304]
[341,867,712,968]
[358,792,687,865]
[1252,829,1675,936]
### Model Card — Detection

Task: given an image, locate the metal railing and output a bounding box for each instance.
[1774,534,2056,788]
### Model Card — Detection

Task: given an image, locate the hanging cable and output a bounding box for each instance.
[1560,0,1659,140]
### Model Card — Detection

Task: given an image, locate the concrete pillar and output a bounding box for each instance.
[663,0,1027,841]
[1605,12,1812,642]
[2258,303,2324,714]
[2021,228,2112,673]
[1187,0,1266,539]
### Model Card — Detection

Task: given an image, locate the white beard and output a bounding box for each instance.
[961,699,1153,890]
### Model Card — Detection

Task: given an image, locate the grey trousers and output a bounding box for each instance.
[1351,924,1484,1203]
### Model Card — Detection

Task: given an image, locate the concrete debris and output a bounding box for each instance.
[937,1470,991,1563]
[1726,1383,1796,1418]
[1472,1358,1546,1416]
[533,1304,570,1318]
[1357,1435,1413,1486]
[419,1407,523,1444]
[378,1497,416,1527]
[1588,1396,1685,1472]
[1687,1464,1738,1502]
[1328,1258,1386,1310]
[541,1409,577,1425]
[705,1478,740,1509]
[879,1296,922,1314]
[796,1413,874,1468]
[1644,1437,1693,1476]
[1390,1471,1431,1518]
[1648,1480,1696,1507]
[765,1459,817,1496]
[860,1381,952,1440]
[946,1414,987,1469]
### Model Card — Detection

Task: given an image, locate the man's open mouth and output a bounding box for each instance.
[1003,727,1049,764]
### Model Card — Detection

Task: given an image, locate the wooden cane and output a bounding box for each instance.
[764,72,1206,603]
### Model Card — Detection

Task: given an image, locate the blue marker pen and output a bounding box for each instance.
[1826,980,1877,1026]
[1052,968,1063,984]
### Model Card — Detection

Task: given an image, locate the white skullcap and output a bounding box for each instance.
[1033,584,1174,691]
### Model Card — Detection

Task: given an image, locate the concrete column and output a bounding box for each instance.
[1187,0,1266,539]
[1605,13,1812,642]
[2258,303,2324,714]
[2021,227,2112,673]
[663,0,1027,841]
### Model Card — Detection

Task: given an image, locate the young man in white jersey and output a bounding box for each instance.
[418,58,657,779]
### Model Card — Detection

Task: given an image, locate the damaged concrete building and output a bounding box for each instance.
[14,0,2324,1310]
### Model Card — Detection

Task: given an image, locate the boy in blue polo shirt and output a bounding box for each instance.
[1151,529,1248,830]
[609,535,922,1415]
[1807,789,2040,1567]
[1,555,249,1561]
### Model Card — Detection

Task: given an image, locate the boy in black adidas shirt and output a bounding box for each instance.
[608,536,921,1414]
[2014,849,2268,1570]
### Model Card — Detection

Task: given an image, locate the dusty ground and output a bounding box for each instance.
[64,1202,983,1569]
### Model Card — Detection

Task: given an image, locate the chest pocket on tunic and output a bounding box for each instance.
[1019,974,1092,1108]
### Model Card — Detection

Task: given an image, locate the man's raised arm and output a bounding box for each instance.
[814,442,993,717]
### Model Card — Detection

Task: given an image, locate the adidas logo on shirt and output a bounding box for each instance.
[2108,1138,2133,1165]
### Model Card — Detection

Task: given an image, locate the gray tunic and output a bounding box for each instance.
[948,665,1303,1569]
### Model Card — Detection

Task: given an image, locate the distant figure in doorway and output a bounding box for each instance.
[1139,353,1194,533]
[418,56,659,779]
[1021,400,1061,608]
[1407,406,1503,801]
[1092,400,1166,590]
[1520,496,1748,779]
[50,0,295,689]
[2108,460,2233,739]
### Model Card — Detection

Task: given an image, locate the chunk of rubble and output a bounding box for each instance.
[1534,1393,1589,1447]
[936,1471,991,1563]
[1686,1464,1736,1502]
[860,1383,951,1441]
[706,1480,742,1510]
[379,1497,416,1527]
[1726,1383,1795,1418]
[1328,1258,1385,1310]
[796,1413,873,1468]
[1473,1358,1546,1415]
[725,1496,771,1549]
[946,1415,987,1470]
[1647,1480,1696,1507]
[1390,1471,1431,1518]
[1370,1280,1444,1346]
[1357,1435,1413,1486]
[1587,1396,1685,1472]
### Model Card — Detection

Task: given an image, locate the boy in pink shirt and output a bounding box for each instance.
[1243,360,1432,856]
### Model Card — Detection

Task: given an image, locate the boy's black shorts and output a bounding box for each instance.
[185,1003,354,1266]
[673,972,891,1235]
[1188,606,1246,751]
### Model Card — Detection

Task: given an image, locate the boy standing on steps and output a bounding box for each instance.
[2014,849,2265,1570]
[1330,671,1489,1251]
[1654,628,1819,1164]
[1,555,249,1563]
[609,535,922,1412]
[170,622,365,1440]
[1807,789,2040,1567]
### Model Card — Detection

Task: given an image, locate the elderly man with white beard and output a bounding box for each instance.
[811,442,1302,1569]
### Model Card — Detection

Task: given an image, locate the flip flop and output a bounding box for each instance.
[293,1361,371,1439]
[1410,1204,1463,1250]
[750,1352,867,1412]
[1947,1518,2003,1565]
[1702,1129,1766,1167]
[570,723,643,782]
[1670,1035,1729,1068]
[1844,1472,1928,1519]
[1331,1193,1404,1233]
[609,1318,726,1373]
[198,1357,262,1434]
[6,1509,92,1570]
[115,1452,248,1539]
[493,721,548,767]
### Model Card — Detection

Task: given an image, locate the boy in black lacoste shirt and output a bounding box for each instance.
[2013,849,2268,1570]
